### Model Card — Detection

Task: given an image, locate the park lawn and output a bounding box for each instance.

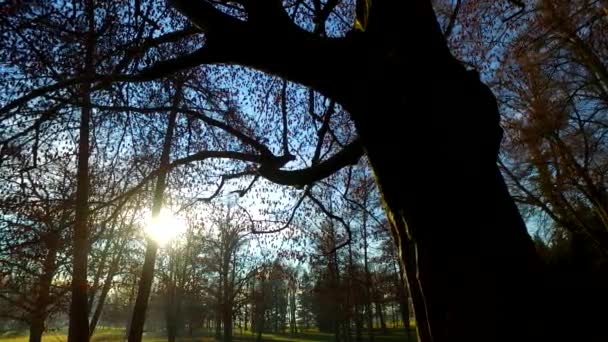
[230,329,412,342]
[0,328,412,342]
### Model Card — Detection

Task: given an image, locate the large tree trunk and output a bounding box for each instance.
[322,6,548,341]
[347,56,546,342]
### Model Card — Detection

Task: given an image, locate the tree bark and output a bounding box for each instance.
[394,256,410,332]
[330,6,547,340]
[67,0,94,336]
[222,304,233,342]
[68,83,92,342]
[349,63,545,342]
[341,69,546,341]
[29,318,45,342]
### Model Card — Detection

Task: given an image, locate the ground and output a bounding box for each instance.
[0,328,413,342]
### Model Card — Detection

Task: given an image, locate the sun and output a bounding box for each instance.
[144,209,186,246]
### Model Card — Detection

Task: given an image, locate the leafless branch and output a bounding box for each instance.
[306,192,351,254]
[248,186,310,234]
[258,138,363,187]
[281,80,290,156]
[443,0,461,39]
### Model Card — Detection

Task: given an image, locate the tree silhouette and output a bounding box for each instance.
[135,1,547,340]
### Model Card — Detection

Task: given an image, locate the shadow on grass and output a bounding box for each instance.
[230,328,414,342]
[0,327,415,342]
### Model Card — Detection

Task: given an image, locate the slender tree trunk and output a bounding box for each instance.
[361,192,374,342]
[343,247,351,342]
[166,255,178,342]
[244,282,249,332]
[127,238,158,342]
[394,257,409,332]
[223,303,233,342]
[30,235,58,342]
[255,278,265,342]
[89,242,125,337]
[128,84,181,342]
[215,316,222,338]
[88,224,114,313]
[217,258,225,339]
[348,238,362,342]
[290,289,297,334]
[244,304,248,332]
[68,1,95,339]
[29,318,45,342]
[354,308,362,342]
[375,302,386,335]
[124,279,137,340]
[166,283,177,342]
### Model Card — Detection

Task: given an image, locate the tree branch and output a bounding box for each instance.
[258,138,364,187]
[281,80,290,156]
[307,192,351,254]
[146,0,356,102]
[87,104,274,156]
[443,0,461,39]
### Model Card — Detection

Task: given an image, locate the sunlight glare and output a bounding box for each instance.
[144,209,186,246]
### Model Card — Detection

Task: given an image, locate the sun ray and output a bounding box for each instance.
[144,210,186,246]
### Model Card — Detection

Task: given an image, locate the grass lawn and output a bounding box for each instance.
[232,329,412,342]
[0,328,413,342]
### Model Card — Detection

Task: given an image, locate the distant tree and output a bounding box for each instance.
[156,224,204,342]
[195,204,256,342]
[297,271,315,331]
[0,167,72,342]
[310,221,345,340]
[488,1,608,339]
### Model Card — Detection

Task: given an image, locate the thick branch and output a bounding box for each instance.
[258,139,363,187]
[148,0,357,102]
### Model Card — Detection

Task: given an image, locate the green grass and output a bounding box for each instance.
[218,328,412,342]
[0,328,413,342]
